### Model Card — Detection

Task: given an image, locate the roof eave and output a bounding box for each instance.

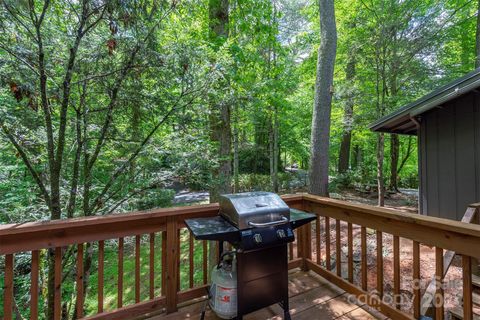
[369,68,480,134]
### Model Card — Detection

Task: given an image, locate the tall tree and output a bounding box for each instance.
[208,0,232,202]
[338,52,355,174]
[0,1,209,316]
[309,0,337,196]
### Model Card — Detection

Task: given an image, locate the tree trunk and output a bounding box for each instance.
[338,54,355,174]
[269,110,279,192]
[351,144,360,169]
[208,0,231,203]
[273,107,279,192]
[233,103,239,193]
[389,134,399,191]
[208,0,231,277]
[309,0,337,196]
[377,133,385,206]
[476,0,480,68]
[269,121,274,188]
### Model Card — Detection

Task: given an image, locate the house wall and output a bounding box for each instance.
[419,91,480,220]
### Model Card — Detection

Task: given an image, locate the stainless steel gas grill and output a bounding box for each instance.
[185,192,316,320]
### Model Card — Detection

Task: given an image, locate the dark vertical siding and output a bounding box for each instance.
[453,95,476,220]
[421,91,479,220]
[475,92,480,204]
[423,110,439,217]
[436,105,456,219]
[419,122,427,215]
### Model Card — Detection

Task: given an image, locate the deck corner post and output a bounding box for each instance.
[165,216,179,314]
[468,204,480,276]
[298,224,311,271]
[298,195,312,272]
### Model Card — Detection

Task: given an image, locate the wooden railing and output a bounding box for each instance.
[302,194,480,320]
[2,193,480,320]
[0,194,303,320]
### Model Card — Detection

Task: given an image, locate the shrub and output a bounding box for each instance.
[135,188,175,210]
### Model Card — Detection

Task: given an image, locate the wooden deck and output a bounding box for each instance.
[148,270,388,320]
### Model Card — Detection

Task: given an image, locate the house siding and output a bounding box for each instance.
[420,91,480,220]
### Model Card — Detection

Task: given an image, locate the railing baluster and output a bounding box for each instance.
[376,231,383,298]
[289,238,294,260]
[118,237,124,308]
[336,219,341,277]
[162,232,167,295]
[325,217,331,270]
[413,241,420,319]
[135,235,141,303]
[361,226,367,291]
[203,240,208,284]
[31,250,39,320]
[150,233,155,300]
[166,216,179,313]
[393,235,400,309]
[54,247,62,320]
[297,227,304,260]
[347,223,353,283]
[462,255,473,320]
[305,222,312,261]
[98,240,104,313]
[189,233,194,288]
[76,243,84,318]
[435,247,444,320]
[316,217,321,264]
[4,254,13,320]
[177,229,181,291]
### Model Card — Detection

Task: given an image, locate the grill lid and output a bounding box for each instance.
[219,192,290,229]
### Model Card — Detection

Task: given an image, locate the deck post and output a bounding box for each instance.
[165,216,179,313]
[468,203,480,276]
[298,196,311,271]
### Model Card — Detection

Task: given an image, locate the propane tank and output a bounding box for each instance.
[209,252,237,319]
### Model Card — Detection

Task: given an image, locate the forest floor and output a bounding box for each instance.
[329,188,419,213]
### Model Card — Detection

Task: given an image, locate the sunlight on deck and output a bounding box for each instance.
[149,270,387,320]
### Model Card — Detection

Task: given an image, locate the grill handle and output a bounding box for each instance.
[248,216,288,227]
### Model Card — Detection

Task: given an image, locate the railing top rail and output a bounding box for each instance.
[304,194,480,258]
[0,203,220,236]
[304,194,480,237]
[0,194,303,254]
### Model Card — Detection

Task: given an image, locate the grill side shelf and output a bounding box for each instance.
[290,208,317,230]
[184,216,240,243]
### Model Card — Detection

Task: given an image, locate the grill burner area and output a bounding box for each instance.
[185,192,316,319]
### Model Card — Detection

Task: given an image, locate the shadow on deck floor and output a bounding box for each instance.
[148,270,389,320]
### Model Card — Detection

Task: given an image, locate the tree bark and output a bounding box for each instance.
[389,134,399,192]
[309,0,337,196]
[208,0,231,203]
[208,0,231,279]
[338,54,355,174]
[377,133,385,206]
[273,107,279,192]
[233,103,240,193]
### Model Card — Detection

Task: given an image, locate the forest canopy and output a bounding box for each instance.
[0,0,478,221]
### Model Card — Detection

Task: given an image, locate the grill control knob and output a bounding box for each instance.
[253,233,262,244]
[277,229,286,239]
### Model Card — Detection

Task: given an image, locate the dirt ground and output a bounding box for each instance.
[331,189,419,214]
[307,189,467,317]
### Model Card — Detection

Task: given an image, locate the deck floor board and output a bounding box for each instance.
[147,271,387,320]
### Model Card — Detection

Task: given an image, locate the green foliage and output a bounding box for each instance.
[1,0,479,317]
[134,189,175,211]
